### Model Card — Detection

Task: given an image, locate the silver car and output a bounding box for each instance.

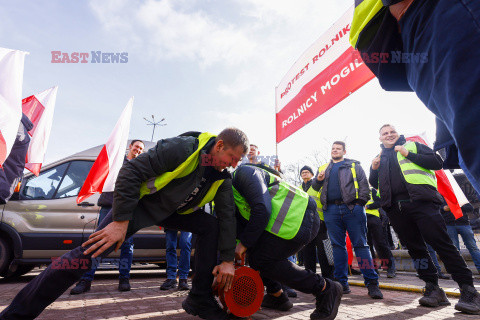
[0,141,167,278]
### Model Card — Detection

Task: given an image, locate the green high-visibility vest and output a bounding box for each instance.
[349,0,384,48]
[233,167,309,240]
[365,197,380,217]
[397,142,437,188]
[139,132,224,214]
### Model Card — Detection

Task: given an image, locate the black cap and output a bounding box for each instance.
[300,165,314,175]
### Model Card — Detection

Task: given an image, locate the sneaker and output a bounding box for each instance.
[160,278,177,290]
[282,285,298,298]
[438,272,451,280]
[182,294,228,320]
[178,279,190,291]
[455,284,480,314]
[261,292,293,311]
[342,283,351,294]
[310,278,343,320]
[118,278,131,292]
[418,282,450,307]
[387,269,396,278]
[70,280,91,295]
[367,284,383,299]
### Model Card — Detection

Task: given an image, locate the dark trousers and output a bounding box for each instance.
[0,209,219,319]
[385,200,472,287]
[247,205,325,296]
[366,214,395,271]
[304,220,334,280]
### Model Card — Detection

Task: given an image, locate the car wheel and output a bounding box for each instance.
[0,237,13,277]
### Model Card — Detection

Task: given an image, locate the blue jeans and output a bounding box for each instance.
[81,206,134,281]
[165,229,192,279]
[323,204,379,286]
[447,225,480,272]
[400,0,480,195]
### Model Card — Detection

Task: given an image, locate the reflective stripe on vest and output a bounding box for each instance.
[138,132,224,215]
[349,0,384,48]
[139,132,215,198]
[397,142,437,188]
[233,167,309,240]
[365,198,380,217]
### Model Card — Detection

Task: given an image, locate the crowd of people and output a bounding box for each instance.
[2,125,480,320]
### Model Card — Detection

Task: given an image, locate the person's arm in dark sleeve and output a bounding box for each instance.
[356,163,369,206]
[212,178,236,262]
[112,136,195,221]
[311,169,324,192]
[367,190,381,210]
[233,167,272,249]
[405,142,443,170]
[369,165,379,189]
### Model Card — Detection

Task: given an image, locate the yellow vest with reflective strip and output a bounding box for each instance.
[233,167,309,240]
[350,0,384,48]
[138,132,224,214]
[365,197,380,217]
[397,142,437,188]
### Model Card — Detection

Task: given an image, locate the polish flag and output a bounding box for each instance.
[22,86,58,175]
[407,134,468,219]
[0,48,28,166]
[76,97,133,204]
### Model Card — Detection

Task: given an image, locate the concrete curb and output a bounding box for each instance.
[348,280,461,297]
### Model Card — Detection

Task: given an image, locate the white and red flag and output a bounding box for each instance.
[76,97,134,204]
[0,47,28,166]
[22,86,58,175]
[406,134,468,219]
[275,6,374,143]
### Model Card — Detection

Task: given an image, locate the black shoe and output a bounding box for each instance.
[418,282,450,307]
[160,278,177,290]
[310,279,343,320]
[387,269,396,278]
[438,272,451,280]
[118,278,131,292]
[261,292,293,311]
[282,285,298,298]
[367,284,383,299]
[178,279,190,291]
[455,284,480,314]
[342,283,351,294]
[182,294,228,320]
[349,268,362,275]
[70,280,91,295]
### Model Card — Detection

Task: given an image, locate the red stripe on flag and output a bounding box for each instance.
[76,145,110,204]
[406,136,463,219]
[0,131,6,166]
[276,47,374,143]
[25,163,42,176]
[22,95,45,136]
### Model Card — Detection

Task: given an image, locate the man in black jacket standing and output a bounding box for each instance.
[0,128,248,320]
[369,124,480,314]
[312,141,382,299]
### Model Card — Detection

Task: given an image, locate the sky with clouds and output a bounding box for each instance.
[1,0,437,176]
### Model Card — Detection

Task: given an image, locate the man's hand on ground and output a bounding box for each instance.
[82,220,129,258]
[212,261,235,292]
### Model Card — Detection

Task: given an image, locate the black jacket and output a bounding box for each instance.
[301,179,313,192]
[0,113,34,203]
[312,158,370,210]
[369,135,444,208]
[112,132,236,261]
